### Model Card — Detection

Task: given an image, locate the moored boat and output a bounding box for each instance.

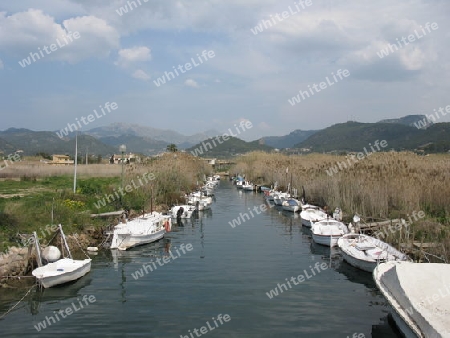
[281,198,301,212]
[337,233,409,272]
[32,224,91,288]
[242,181,254,191]
[110,211,171,251]
[300,205,328,227]
[311,219,349,247]
[373,261,450,338]
[169,205,196,219]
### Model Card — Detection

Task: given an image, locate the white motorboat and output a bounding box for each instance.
[110,211,171,251]
[282,198,301,212]
[337,233,409,272]
[32,224,91,288]
[170,205,196,218]
[273,192,290,206]
[236,180,244,189]
[300,206,328,227]
[242,181,254,191]
[374,261,450,338]
[187,191,213,210]
[311,219,349,247]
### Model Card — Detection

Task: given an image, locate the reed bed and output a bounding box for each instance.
[120,152,210,210]
[0,161,122,179]
[234,151,450,261]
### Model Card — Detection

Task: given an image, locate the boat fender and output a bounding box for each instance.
[164,220,171,232]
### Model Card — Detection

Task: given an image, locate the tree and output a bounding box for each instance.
[167,144,178,152]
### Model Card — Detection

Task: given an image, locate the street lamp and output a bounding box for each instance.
[119,144,126,189]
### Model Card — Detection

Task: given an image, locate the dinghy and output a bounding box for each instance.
[337,233,409,272]
[32,225,91,288]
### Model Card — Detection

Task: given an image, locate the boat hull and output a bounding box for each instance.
[300,208,328,228]
[373,262,450,338]
[170,205,195,219]
[113,228,165,251]
[337,234,409,273]
[311,234,341,247]
[340,250,376,272]
[110,212,169,251]
[32,258,92,288]
[282,205,300,212]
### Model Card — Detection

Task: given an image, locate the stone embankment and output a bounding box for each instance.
[0,233,94,287]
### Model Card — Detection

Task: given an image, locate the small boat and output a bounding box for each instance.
[282,198,301,212]
[187,191,213,210]
[242,181,254,191]
[32,224,91,288]
[236,180,243,189]
[110,211,171,251]
[311,219,349,247]
[337,233,409,272]
[374,261,450,338]
[273,192,290,206]
[300,205,328,227]
[170,205,196,219]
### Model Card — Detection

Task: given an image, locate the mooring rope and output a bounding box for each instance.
[72,234,91,259]
[0,283,37,319]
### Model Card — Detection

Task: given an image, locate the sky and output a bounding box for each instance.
[0,0,449,141]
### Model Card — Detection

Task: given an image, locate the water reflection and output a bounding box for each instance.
[29,276,93,315]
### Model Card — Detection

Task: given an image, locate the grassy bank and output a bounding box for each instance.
[0,153,209,252]
[233,151,450,261]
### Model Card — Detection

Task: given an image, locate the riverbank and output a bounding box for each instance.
[233,151,450,262]
[0,152,210,285]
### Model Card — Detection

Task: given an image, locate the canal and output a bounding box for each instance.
[0,180,401,337]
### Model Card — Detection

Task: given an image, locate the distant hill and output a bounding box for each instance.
[187,136,273,158]
[0,128,116,156]
[0,137,17,155]
[86,123,220,148]
[377,114,433,128]
[99,134,168,155]
[259,129,318,149]
[295,121,450,153]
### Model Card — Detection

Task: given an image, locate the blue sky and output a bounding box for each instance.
[0,0,449,141]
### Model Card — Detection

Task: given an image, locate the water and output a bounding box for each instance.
[0,180,401,337]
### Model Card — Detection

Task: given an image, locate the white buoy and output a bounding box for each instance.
[42,246,61,262]
[87,247,98,252]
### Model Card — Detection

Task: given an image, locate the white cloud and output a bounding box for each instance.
[115,46,151,68]
[0,9,120,63]
[132,69,150,81]
[184,79,199,88]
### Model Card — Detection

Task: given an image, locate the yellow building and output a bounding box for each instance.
[50,155,74,165]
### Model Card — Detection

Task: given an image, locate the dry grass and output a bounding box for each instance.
[234,151,450,261]
[0,161,122,179]
[122,152,210,208]
[234,151,450,217]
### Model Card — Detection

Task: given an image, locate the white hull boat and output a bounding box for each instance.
[282,198,301,212]
[337,233,409,272]
[300,206,328,227]
[32,258,92,289]
[110,212,171,251]
[236,181,243,189]
[242,181,254,191]
[374,262,450,338]
[311,219,349,247]
[170,205,195,218]
[32,224,91,288]
[273,192,290,206]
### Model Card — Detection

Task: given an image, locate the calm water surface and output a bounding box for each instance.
[0,180,401,337]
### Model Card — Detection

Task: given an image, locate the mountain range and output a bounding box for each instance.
[0,115,448,157]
